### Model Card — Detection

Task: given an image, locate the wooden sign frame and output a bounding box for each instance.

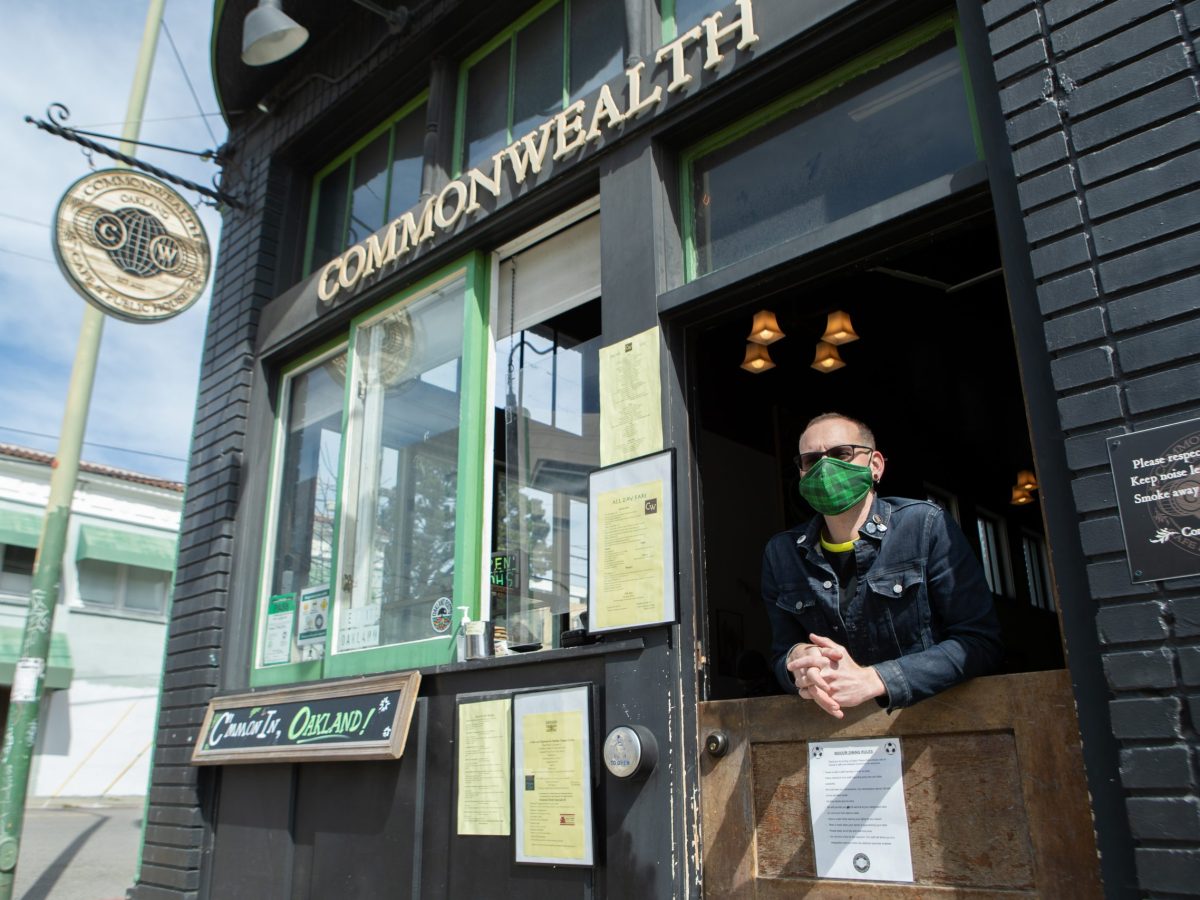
[191,671,420,765]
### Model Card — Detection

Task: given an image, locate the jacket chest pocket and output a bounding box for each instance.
[776,587,817,618]
[865,565,930,653]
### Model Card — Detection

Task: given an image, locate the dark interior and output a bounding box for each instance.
[694,212,1065,700]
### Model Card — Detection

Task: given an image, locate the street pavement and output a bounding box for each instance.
[14,799,141,900]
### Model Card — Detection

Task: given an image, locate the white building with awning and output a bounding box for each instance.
[0,444,181,798]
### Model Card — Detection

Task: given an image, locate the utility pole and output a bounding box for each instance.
[0,2,166,894]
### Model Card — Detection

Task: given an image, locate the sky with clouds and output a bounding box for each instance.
[0,1,225,483]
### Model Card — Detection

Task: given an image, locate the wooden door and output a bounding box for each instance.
[699,671,1101,898]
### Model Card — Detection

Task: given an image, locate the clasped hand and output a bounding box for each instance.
[786,634,886,719]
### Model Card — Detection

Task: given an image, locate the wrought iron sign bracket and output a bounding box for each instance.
[25,104,241,209]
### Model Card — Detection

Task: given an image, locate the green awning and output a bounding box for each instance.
[0,628,72,690]
[76,525,177,572]
[0,507,42,550]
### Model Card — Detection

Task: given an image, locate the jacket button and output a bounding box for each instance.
[823,580,833,589]
[795,602,804,610]
[892,583,902,594]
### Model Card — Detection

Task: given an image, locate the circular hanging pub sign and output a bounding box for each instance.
[52,168,210,323]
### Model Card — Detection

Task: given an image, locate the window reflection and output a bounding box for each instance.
[493,300,601,650]
[461,1,626,172]
[691,39,977,276]
[308,100,427,273]
[261,349,346,665]
[337,279,466,654]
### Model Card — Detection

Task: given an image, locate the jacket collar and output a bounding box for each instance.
[793,494,894,559]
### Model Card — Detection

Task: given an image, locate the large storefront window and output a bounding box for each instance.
[254,256,490,686]
[491,212,601,652]
[682,20,979,279]
[305,93,428,274]
[258,343,347,671]
[455,0,626,173]
[336,278,465,655]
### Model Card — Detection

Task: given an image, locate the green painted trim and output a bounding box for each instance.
[210,0,231,126]
[453,54,471,181]
[562,0,571,108]
[249,336,348,690]
[954,16,986,162]
[455,252,491,625]
[341,155,357,254]
[452,0,564,175]
[303,91,430,275]
[507,30,519,148]
[680,13,957,281]
[680,152,698,282]
[382,121,398,220]
[324,254,488,678]
[661,0,676,43]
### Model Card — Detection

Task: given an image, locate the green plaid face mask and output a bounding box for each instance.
[798,456,874,516]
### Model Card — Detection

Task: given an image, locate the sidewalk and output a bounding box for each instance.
[14,798,141,900]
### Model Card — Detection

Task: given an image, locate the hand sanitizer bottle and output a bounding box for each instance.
[457,607,470,662]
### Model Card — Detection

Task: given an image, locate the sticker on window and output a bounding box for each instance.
[431,597,452,634]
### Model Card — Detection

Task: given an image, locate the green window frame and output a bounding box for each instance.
[303,91,430,276]
[660,0,718,43]
[252,253,492,688]
[678,13,983,282]
[452,0,626,175]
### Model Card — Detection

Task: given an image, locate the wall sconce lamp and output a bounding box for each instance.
[1010,486,1034,505]
[747,310,785,345]
[1016,469,1038,491]
[820,310,859,345]
[242,0,309,66]
[741,342,775,373]
[811,341,845,373]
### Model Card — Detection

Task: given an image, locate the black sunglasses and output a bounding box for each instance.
[794,444,874,472]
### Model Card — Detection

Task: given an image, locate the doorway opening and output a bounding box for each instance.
[691,211,1064,701]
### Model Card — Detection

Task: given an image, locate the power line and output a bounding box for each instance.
[75,113,222,128]
[161,19,220,148]
[0,246,54,265]
[0,213,49,229]
[0,425,187,463]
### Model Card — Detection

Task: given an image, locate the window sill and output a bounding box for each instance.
[423,635,646,676]
[70,605,168,625]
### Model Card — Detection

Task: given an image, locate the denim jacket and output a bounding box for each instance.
[762,495,1003,709]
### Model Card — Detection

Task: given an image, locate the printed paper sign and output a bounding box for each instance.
[809,738,913,882]
[297,585,330,646]
[263,594,296,666]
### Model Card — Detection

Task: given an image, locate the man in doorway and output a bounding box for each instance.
[762,412,1002,715]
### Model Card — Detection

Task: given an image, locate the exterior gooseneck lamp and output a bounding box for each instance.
[242,0,310,66]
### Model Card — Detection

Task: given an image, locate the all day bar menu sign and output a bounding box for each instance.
[1107,417,1200,583]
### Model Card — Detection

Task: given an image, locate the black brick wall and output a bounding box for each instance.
[982,0,1200,893]
[126,5,451,895]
